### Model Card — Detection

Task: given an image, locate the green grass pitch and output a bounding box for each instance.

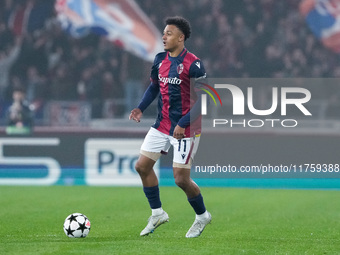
[0,186,339,255]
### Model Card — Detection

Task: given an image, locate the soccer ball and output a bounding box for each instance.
[63,213,91,238]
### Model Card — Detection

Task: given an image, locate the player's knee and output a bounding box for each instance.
[174,176,189,189]
[135,160,147,175]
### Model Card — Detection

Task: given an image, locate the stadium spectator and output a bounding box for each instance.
[48,64,74,100]
[6,85,34,134]
[0,33,21,101]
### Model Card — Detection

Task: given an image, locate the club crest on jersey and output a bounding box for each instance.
[177,63,184,74]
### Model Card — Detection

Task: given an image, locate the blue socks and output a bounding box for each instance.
[143,186,206,216]
[143,185,162,209]
[188,193,206,215]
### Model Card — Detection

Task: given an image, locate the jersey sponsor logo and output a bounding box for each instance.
[195,61,201,69]
[158,74,182,85]
[177,63,184,74]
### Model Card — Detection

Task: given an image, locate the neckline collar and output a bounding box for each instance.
[167,48,187,59]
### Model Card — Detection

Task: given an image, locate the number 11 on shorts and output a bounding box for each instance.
[178,139,187,152]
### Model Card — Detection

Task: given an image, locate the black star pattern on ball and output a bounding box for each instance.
[65,225,76,237]
[67,214,78,223]
[77,221,88,237]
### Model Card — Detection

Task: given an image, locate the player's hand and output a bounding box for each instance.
[129,108,142,123]
[173,125,186,139]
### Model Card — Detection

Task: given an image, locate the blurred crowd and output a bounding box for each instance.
[0,0,339,121]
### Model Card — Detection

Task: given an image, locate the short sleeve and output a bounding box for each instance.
[189,59,207,89]
[189,59,206,80]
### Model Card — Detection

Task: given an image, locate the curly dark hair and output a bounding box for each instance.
[165,16,191,41]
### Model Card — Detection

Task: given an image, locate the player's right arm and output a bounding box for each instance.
[129,108,143,123]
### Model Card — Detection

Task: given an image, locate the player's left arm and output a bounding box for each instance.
[175,59,207,135]
[173,92,203,139]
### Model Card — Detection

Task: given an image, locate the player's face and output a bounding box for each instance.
[162,25,184,52]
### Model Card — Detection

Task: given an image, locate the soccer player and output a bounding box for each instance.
[129,16,211,238]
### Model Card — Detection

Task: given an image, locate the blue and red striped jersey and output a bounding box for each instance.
[150,48,206,137]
